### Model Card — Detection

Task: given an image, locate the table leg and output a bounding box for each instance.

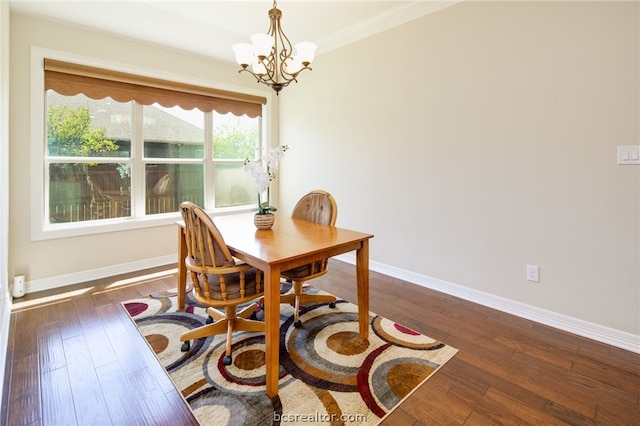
[177,225,187,311]
[356,239,370,339]
[264,265,281,398]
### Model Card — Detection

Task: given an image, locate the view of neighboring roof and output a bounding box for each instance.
[47,90,204,143]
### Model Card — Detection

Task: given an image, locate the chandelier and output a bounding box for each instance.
[232,1,317,94]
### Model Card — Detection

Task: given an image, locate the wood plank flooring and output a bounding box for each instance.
[2,260,638,425]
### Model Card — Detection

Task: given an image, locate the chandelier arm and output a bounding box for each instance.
[238,64,313,93]
[259,53,277,84]
[238,68,274,86]
[274,17,294,82]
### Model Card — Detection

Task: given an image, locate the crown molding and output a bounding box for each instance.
[317,1,461,54]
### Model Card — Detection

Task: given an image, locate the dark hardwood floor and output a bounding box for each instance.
[2,260,639,425]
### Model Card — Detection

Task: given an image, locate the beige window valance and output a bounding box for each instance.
[44,59,266,118]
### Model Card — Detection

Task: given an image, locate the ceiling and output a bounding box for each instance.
[9,1,458,64]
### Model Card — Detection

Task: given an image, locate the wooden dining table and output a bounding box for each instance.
[176,212,374,398]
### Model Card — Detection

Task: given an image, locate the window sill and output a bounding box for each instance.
[32,206,255,241]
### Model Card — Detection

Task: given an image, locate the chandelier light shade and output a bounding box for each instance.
[232,1,317,94]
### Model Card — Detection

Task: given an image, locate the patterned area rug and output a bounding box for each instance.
[122,284,457,425]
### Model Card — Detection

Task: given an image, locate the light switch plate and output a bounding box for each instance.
[617,146,640,164]
[526,265,539,282]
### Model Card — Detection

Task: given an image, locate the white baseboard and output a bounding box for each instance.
[23,255,176,294]
[336,254,640,354]
[17,252,640,354]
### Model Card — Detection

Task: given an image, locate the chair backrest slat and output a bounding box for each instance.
[287,190,338,278]
[291,190,337,226]
[180,202,261,304]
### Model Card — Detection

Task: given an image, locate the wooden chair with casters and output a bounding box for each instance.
[281,190,338,328]
[179,201,264,365]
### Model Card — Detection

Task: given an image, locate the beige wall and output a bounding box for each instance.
[8,2,639,339]
[279,1,640,335]
[8,13,272,285]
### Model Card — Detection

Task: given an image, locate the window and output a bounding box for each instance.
[33,54,270,240]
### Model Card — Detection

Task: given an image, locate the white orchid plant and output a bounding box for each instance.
[244,145,289,215]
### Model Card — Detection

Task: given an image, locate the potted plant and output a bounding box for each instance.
[244,145,289,229]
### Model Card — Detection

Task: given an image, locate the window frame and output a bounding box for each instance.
[31,48,273,241]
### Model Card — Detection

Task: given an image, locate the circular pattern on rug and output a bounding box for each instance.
[134,313,209,371]
[123,296,173,318]
[187,386,275,425]
[202,334,294,394]
[280,305,385,392]
[359,347,440,414]
[372,316,444,350]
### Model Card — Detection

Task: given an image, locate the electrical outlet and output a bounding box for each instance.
[13,275,25,298]
[617,146,640,164]
[526,265,539,282]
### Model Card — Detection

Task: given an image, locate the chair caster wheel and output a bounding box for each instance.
[293,320,302,328]
[329,302,336,308]
[206,315,213,324]
[181,341,190,352]
[223,355,232,366]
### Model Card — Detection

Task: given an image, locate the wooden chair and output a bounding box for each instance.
[280,190,338,328]
[179,201,264,365]
[87,175,112,219]
[148,174,171,214]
